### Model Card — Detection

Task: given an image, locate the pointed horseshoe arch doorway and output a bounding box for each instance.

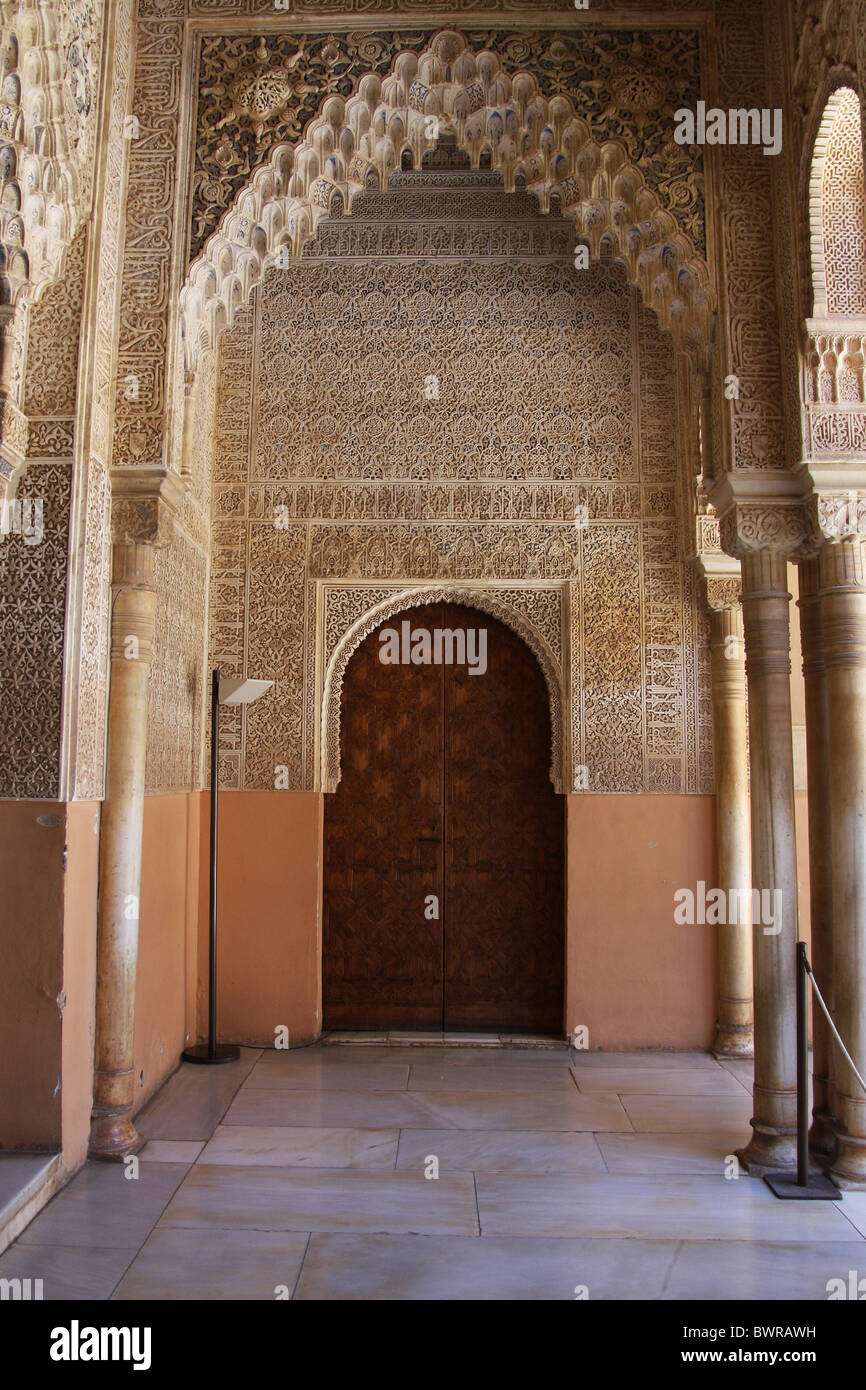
[323,602,565,1035]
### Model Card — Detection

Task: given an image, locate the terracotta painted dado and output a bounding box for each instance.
[167,789,716,1051]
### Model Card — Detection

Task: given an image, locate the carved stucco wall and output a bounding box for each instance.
[5,4,788,800]
[189,25,704,261]
[0,0,129,802]
[792,0,863,318]
[115,12,706,476]
[144,347,214,794]
[0,0,103,302]
[0,229,86,797]
[204,177,712,798]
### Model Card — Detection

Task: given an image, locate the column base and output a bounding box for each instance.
[737,1121,798,1175]
[827,1131,866,1190]
[88,1113,144,1162]
[712,1022,754,1059]
[808,1108,837,1158]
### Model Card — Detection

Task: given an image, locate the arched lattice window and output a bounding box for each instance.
[810,86,866,318]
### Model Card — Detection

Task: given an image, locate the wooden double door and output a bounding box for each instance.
[323,604,565,1033]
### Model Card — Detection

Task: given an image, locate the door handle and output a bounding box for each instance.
[417,836,442,844]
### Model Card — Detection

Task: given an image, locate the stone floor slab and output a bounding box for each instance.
[717,1058,755,1092]
[396,1129,605,1175]
[475,1173,862,1242]
[294,1233,677,1300]
[160,1165,479,1236]
[140,1141,203,1164]
[0,1240,137,1300]
[16,1163,189,1250]
[135,1049,261,1141]
[836,1192,866,1238]
[112,1227,310,1301]
[571,1051,722,1071]
[199,1125,399,1169]
[408,1090,632,1132]
[595,1132,746,1176]
[408,1065,578,1093]
[224,1086,631,1133]
[619,1093,754,1133]
[663,1239,866,1300]
[571,1067,746,1096]
[243,1061,410,1091]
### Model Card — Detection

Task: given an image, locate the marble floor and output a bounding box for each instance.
[2,1042,865,1301]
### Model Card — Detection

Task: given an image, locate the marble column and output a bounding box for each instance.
[708,604,753,1057]
[797,557,836,1155]
[737,551,799,1171]
[821,539,866,1188]
[89,540,157,1159]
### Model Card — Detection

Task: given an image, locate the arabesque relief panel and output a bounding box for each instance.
[207,182,711,795]
[114,14,706,475]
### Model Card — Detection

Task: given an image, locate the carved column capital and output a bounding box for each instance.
[692,553,742,614]
[705,575,743,613]
[110,466,187,547]
[719,503,814,559]
[709,470,815,559]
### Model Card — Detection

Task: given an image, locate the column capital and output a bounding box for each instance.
[705,577,743,613]
[110,466,187,547]
[798,459,866,546]
[817,535,866,593]
[709,472,815,559]
[719,503,814,560]
[693,554,742,613]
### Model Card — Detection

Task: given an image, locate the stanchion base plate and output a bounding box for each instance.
[764,1171,842,1200]
[182,1044,240,1065]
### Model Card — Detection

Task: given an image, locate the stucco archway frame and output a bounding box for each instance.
[177,27,713,397]
[319,584,567,796]
[806,75,866,320]
[0,0,85,306]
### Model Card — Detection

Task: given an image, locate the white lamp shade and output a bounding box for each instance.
[219,677,274,706]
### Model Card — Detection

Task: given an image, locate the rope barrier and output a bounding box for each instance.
[804,953,866,1097]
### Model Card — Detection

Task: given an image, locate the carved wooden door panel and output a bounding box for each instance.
[442,604,565,1033]
[323,602,564,1033]
[323,604,444,1029]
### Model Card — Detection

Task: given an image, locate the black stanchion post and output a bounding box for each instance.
[797,941,809,1188]
[764,941,840,1200]
[184,668,240,1065]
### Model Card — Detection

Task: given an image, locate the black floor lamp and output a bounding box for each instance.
[184,668,273,1066]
